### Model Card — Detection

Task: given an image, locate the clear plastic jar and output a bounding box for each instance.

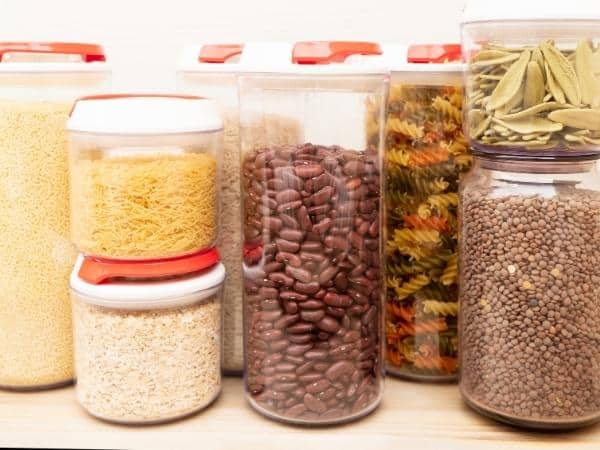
[369,44,470,382]
[67,94,223,261]
[462,0,600,155]
[70,250,225,425]
[0,42,110,390]
[239,41,387,425]
[458,154,600,430]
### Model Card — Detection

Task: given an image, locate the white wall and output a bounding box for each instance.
[0,0,465,90]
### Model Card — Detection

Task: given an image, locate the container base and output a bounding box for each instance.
[386,366,457,383]
[0,378,73,392]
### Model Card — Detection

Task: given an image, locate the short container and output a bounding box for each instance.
[70,250,225,425]
[0,42,110,390]
[239,41,387,425]
[462,0,600,155]
[67,94,223,261]
[369,44,470,382]
[459,154,600,430]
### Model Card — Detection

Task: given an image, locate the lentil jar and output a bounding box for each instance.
[0,42,110,390]
[458,154,600,429]
[366,44,470,381]
[67,94,223,261]
[239,41,387,424]
[70,250,225,424]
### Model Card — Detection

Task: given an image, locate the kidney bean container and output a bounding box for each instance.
[239,41,388,425]
[70,249,225,424]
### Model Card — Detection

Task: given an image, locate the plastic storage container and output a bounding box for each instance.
[368,44,470,382]
[239,41,387,425]
[70,249,225,424]
[178,43,294,374]
[459,154,600,429]
[67,94,223,261]
[0,42,110,390]
[462,0,600,155]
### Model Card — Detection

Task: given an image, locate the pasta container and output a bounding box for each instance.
[462,0,600,156]
[371,44,470,382]
[239,41,387,425]
[0,42,110,390]
[67,94,223,261]
[70,249,225,425]
[177,43,291,374]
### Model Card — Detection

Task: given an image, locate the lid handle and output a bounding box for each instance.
[407,44,462,64]
[292,41,382,65]
[199,44,244,63]
[0,42,106,63]
[79,249,221,284]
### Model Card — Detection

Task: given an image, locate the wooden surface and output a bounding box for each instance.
[0,376,598,450]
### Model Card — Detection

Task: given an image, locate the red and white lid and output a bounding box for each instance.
[67,94,223,135]
[381,43,464,73]
[70,249,225,309]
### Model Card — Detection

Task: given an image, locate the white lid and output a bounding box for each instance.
[462,0,600,23]
[67,94,223,135]
[70,255,226,310]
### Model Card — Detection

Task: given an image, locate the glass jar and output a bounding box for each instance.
[67,94,223,261]
[462,0,600,155]
[458,154,600,430]
[70,250,225,425]
[239,41,387,425]
[368,44,470,382]
[0,42,110,390]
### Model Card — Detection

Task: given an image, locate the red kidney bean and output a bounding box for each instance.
[277,200,303,213]
[273,314,299,330]
[294,281,320,295]
[317,316,341,333]
[275,239,300,254]
[300,309,326,323]
[284,266,312,284]
[275,252,302,268]
[298,372,323,383]
[269,272,295,287]
[295,164,324,179]
[281,214,300,229]
[296,206,312,230]
[287,322,315,334]
[288,334,312,344]
[276,189,301,204]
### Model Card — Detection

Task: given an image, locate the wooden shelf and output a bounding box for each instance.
[0,377,598,449]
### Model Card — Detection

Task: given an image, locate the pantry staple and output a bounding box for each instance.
[0,100,76,389]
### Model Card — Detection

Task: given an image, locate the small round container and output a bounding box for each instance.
[462,0,600,155]
[459,154,600,430]
[67,94,223,261]
[70,249,225,425]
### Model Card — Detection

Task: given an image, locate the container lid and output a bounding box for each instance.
[198,44,244,63]
[70,250,226,309]
[462,0,600,23]
[67,94,223,135]
[385,43,464,73]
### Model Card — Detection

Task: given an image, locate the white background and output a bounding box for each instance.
[0,0,465,90]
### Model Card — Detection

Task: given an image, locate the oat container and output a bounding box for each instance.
[0,42,110,390]
[67,94,223,260]
[369,44,470,382]
[462,0,600,155]
[70,250,225,424]
[239,41,387,425]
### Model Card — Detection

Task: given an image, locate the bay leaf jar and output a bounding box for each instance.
[67,94,223,261]
[0,42,110,390]
[462,0,600,155]
[70,250,225,424]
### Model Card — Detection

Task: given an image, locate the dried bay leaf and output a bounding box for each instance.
[472,52,520,68]
[523,62,546,108]
[545,61,566,104]
[541,41,582,106]
[575,40,599,106]
[469,111,492,139]
[488,50,530,111]
[548,108,600,131]
[496,102,573,120]
[497,83,524,116]
[493,117,564,134]
[532,47,545,74]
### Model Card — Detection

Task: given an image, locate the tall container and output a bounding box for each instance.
[67,94,223,261]
[239,41,388,425]
[368,44,471,381]
[0,42,110,390]
[178,44,295,373]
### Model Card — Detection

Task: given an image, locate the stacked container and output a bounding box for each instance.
[371,44,470,382]
[0,42,110,390]
[67,94,225,424]
[239,41,388,424]
[459,0,600,429]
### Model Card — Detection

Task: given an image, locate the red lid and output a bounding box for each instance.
[292,41,382,65]
[199,44,244,63]
[0,42,106,63]
[407,44,462,64]
[78,248,221,285]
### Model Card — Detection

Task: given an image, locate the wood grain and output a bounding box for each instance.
[0,377,597,449]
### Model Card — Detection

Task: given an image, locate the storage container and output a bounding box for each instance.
[0,42,110,390]
[70,250,225,424]
[239,41,387,425]
[67,94,223,261]
[462,0,600,155]
[369,44,470,382]
[178,44,296,373]
[459,154,600,429]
